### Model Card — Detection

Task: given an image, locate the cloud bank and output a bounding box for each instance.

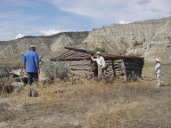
[0,0,170,41]
[52,0,171,22]
[15,33,24,39]
[117,20,130,24]
[40,29,61,36]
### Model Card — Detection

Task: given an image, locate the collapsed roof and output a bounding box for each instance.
[50,47,144,61]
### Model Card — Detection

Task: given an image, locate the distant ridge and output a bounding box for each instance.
[0,17,170,63]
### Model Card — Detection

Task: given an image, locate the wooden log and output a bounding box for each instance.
[69,63,90,67]
[55,58,85,61]
[58,50,75,58]
[106,68,113,71]
[105,70,114,73]
[63,51,80,59]
[70,71,94,77]
[107,66,113,69]
[71,52,89,57]
[65,47,96,54]
[115,71,122,73]
[69,64,90,66]
[106,69,113,72]
[105,73,114,76]
[14,77,27,83]
[70,65,91,69]
[70,67,91,71]
[67,60,90,65]
[57,50,70,58]
[114,65,120,68]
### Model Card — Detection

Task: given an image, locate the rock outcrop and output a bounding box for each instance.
[0,32,89,60]
[0,17,171,63]
[79,17,171,63]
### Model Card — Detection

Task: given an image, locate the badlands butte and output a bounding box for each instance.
[0,16,171,63]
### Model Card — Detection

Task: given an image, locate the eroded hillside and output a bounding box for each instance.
[0,17,171,63]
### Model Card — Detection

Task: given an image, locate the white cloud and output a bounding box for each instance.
[51,0,171,22]
[40,29,61,36]
[15,33,24,39]
[117,20,130,24]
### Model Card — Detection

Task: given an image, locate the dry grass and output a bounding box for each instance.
[0,78,171,128]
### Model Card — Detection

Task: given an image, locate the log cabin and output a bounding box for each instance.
[50,47,144,81]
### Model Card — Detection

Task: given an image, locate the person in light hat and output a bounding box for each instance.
[30,45,36,48]
[154,58,161,86]
[91,52,106,79]
[22,45,40,85]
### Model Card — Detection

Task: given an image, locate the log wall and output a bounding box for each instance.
[65,60,94,77]
[62,58,144,81]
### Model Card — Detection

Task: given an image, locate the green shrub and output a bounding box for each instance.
[95,47,106,53]
[133,41,143,47]
[41,61,70,80]
[0,66,10,78]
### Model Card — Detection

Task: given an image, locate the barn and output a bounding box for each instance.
[50,47,144,81]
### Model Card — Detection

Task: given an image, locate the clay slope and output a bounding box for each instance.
[79,16,171,63]
[0,32,89,61]
[0,17,171,63]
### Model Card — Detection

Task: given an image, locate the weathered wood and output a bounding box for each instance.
[57,50,70,58]
[61,51,78,59]
[58,51,74,58]
[55,58,85,61]
[70,67,91,71]
[70,71,94,77]
[69,65,90,68]
[14,77,27,83]
[50,47,144,81]
[67,60,90,65]
[70,52,88,58]
[10,69,22,76]
[65,47,96,55]
[69,63,89,66]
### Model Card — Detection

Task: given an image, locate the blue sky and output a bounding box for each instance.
[0,0,170,41]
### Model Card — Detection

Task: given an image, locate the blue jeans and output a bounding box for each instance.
[27,72,38,85]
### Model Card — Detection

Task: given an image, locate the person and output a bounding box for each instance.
[120,60,126,75]
[22,45,40,85]
[154,59,161,86]
[91,52,106,79]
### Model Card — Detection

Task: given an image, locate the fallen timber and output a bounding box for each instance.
[51,47,144,81]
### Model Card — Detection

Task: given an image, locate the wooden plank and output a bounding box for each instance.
[70,65,90,69]
[67,60,90,65]
[61,51,78,59]
[69,63,90,66]
[58,50,74,58]
[72,52,89,57]
[57,50,70,58]
[65,47,96,54]
[70,67,91,71]
[70,71,94,77]
[56,58,85,61]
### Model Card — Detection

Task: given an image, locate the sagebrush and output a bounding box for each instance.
[41,61,70,80]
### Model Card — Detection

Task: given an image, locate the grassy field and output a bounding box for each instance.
[143,63,171,85]
[0,78,171,128]
[0,61,22,68]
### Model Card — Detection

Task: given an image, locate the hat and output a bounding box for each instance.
[96,52,101,55]
[30,45,36,48]
[155,59,160,62]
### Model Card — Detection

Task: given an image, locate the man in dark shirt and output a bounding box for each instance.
[22,45,40,85]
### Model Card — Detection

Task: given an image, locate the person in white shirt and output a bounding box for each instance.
[154,59,161,86]
[91,52,106,79]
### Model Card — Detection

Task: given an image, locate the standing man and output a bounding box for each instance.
[22,45,40,85]
[154,59,161,86]
[91,52,106,79]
